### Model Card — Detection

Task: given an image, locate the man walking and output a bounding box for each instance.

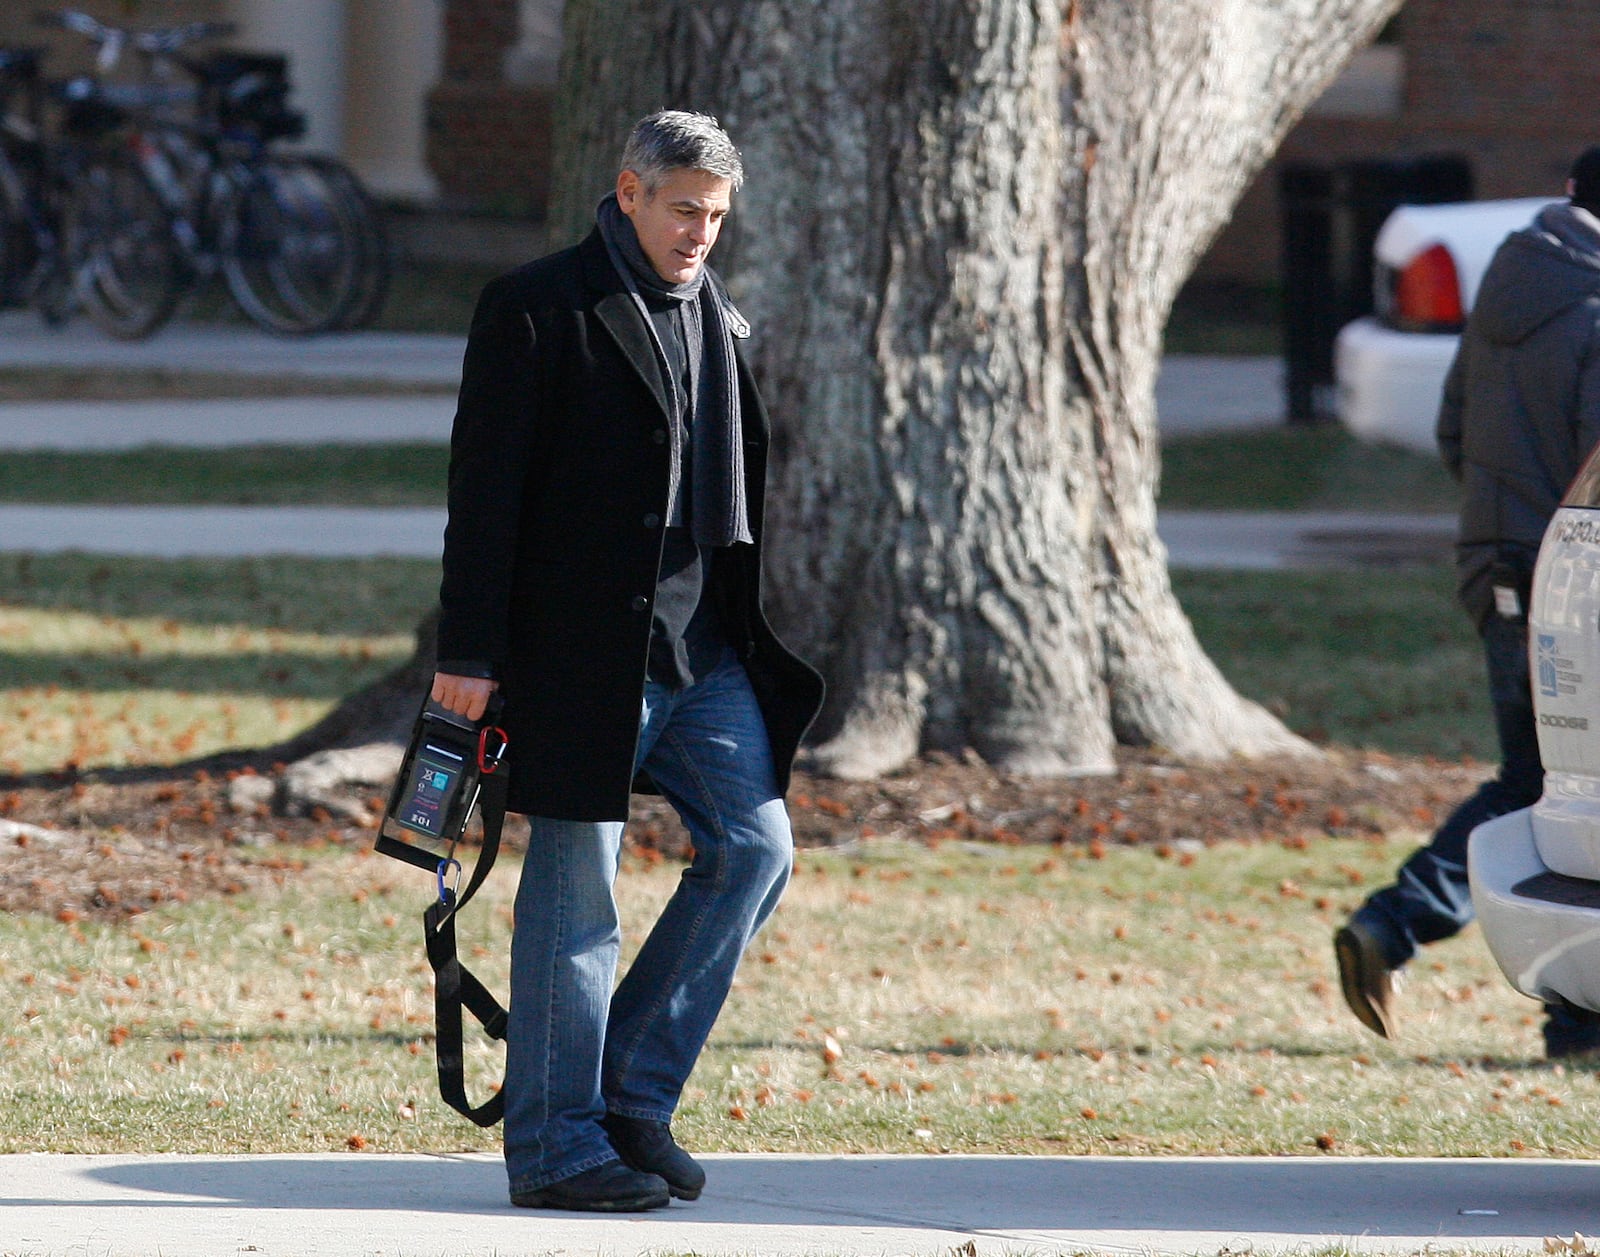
[1335,148,1600,1058]
[432,111,823,1211]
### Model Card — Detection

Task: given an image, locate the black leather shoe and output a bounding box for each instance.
[602,1112,706,1201]
[1334,920,1399,1039]
[510,1159,670,1212]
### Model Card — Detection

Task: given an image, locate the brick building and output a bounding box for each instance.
[1202,0,1600,285]
[6,1,1590,284]
[425,0,560,218]
[422,0,1600,284]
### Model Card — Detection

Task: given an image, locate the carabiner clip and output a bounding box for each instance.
[436,857,463,908]
[478,725,509,774]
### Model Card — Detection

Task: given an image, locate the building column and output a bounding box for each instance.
[426,0,557,217]
[222,0,349,158]
[504,0,563,87]
[344,0,444,201]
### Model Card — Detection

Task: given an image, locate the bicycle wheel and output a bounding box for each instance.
[219,158,363,334]
[65,150,184,340]
[290,155,390,330]
[0,146,66,321]
[0,200,33,310]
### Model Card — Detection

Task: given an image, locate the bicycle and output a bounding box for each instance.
[0,41,183,338]
[39,9,390,336]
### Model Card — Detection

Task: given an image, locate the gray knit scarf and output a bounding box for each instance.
[596,192,751,548]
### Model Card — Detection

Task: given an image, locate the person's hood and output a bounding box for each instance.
[1469,202,1600,346]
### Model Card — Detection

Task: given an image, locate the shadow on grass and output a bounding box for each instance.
[0,651,402,699]
[0,554,436,636]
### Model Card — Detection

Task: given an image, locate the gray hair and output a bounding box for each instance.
[620,110,744,194]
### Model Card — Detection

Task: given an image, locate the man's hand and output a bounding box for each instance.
[432,672,499,722]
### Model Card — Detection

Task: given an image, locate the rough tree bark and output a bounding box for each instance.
[537,0,1403,781]
[293,0,1398,782]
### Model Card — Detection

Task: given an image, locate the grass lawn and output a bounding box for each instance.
[0,555,1489,776]
[0,555,433,775]
[1176,565,1487,759]
[0,833,1579,1158]
[0,444,450,507]
[0,424,1456,515]
[1159,424,1460,513]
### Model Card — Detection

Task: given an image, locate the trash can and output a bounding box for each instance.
[1279,153,1473,422]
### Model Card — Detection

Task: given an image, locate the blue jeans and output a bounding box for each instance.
[1354,612,1542,965]
[502,649,792,1193]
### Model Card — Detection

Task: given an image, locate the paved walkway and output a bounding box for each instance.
[0,314,1275,429]
[0,396,454,449]
[0,311,464,384]
[4,1150,1594,1257]
[0,503,448,557]
[1160,508,1455,570]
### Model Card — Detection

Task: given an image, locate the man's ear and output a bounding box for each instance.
[617,169,641,214]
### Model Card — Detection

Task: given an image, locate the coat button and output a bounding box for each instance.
[643,513,661,529]
[631,595,649,612]
[651,429,668,445]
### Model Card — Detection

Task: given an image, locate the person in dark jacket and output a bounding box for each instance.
[1335,148,1600,1058]
[432,110,823,1212]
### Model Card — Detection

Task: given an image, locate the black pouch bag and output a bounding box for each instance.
[378,695,506,875]
[378,693,511,1126]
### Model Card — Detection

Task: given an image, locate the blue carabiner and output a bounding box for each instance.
[436,857,463,908]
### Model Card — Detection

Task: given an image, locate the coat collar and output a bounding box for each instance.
[576,227,757,423]
[580,229,672,421]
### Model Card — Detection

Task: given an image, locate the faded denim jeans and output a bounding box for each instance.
[502,649,792,1193]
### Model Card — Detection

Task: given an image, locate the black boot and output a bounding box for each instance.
[510,1159,670,1212]
[602,1113,706,1201]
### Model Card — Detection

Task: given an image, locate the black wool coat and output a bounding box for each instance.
[436,229,824,822]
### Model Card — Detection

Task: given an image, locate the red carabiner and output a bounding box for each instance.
[477,726,509,774]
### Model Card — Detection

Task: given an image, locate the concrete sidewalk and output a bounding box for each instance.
[0,503,447,557]
[3,1151,1593,1257]
[0,313,1281,443]
[0,356,1271,447]
[0,395,454,449]
[0,312,464,385]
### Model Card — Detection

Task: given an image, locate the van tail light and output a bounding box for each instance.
[1388,243,1465,332]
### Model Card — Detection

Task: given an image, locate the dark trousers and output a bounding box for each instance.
[1353,613,1600,1040]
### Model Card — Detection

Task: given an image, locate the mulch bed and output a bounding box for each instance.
[0,745,1473,923]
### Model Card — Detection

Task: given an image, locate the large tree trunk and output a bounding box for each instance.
[547,0,1404,779]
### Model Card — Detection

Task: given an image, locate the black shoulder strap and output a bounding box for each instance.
[420,768,510,1127]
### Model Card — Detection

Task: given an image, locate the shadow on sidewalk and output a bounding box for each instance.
[37,1153,1600,1241]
